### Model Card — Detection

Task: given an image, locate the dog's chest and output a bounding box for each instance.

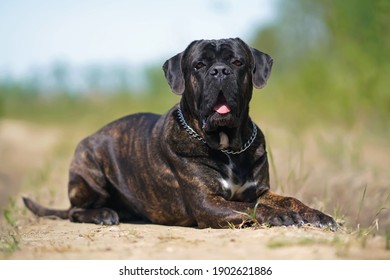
[218,158,257,201]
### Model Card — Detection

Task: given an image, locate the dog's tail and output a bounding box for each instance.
[22,197,69,219]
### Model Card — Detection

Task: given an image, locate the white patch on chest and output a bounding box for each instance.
[219,161,258,200]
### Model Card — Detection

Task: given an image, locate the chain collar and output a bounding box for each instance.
[176,107,257,155]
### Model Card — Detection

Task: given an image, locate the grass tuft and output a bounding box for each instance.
[231,202,264,229]
[0,234,20,255]
[0,197,21,257]
[2,197,20,228]
[385,231,390,251]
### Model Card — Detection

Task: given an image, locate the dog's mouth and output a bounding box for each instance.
[201,91,237,134]
[213,94,231,115]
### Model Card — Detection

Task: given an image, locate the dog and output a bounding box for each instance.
[23,38,337,230]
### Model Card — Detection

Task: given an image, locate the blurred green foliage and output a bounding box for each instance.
[252,0,390,130]
[0,63,179,127]
[1,0,389,133]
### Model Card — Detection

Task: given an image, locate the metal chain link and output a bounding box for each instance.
[176,107,257,155]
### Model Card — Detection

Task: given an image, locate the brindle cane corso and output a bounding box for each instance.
[23,38,337,230]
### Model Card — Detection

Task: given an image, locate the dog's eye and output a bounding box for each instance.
[194,62,205,70]
[232,60,243,67]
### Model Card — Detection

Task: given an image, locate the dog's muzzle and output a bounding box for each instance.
[200,63,240,133]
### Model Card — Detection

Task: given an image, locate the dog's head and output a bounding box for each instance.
[163,38,273,150]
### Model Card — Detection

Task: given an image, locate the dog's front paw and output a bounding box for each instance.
[260,209,305,227]
[300,209,338,231]
[257,192,338,230]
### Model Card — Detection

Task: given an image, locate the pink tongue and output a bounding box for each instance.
[214,104,231,114]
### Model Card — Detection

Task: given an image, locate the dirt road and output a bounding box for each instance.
[4,219,390,259]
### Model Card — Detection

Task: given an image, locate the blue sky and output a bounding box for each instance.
[0,0,277,77]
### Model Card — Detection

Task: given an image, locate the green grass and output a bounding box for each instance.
[266,234,350,250]
[3,198,17,227]
[385,231,390,250]
[1,92,180,127]
[0,234,19,256]
[0,198,21,257]
[231,202,263,229]
[267,237,318,249]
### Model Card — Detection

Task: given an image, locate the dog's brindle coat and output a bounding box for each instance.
[24,38,337,229]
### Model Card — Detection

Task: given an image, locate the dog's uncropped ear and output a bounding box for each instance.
[250,48,273,89]
[163,52,185,95]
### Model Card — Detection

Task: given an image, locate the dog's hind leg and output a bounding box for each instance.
[69,207,119,225]
[67,171,120,225]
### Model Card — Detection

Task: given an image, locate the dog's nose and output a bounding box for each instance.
[210,64,231,78]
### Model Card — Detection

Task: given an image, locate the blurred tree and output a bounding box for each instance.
[0,95,3,118]
[252,0,390,126]
[83,65,103,94]
[51,61,71,95]
[110,65,132,94]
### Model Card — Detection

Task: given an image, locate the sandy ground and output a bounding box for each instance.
[1,119,389,260]
[6,219,390,260]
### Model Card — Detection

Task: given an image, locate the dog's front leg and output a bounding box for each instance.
[257,191,338,230]
[186,190,305,229]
